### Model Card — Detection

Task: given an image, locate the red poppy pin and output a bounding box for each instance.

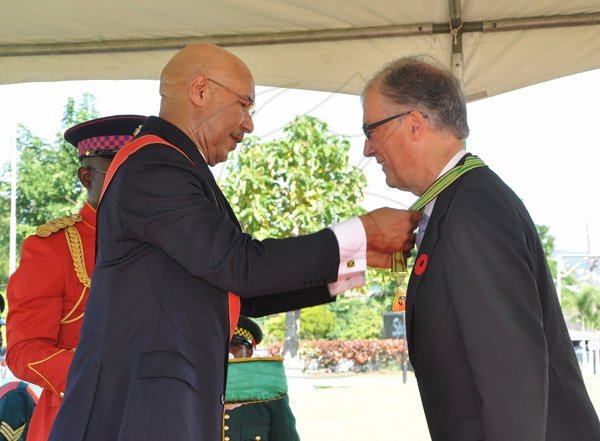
[414,254,428,276]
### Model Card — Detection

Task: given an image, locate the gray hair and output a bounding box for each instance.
[362,55,469,140]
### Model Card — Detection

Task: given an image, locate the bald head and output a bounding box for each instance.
[158,43,256,165]
[160,43,253,109]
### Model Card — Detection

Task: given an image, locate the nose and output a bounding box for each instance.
[242,113,254,134]
[363,138,374,157]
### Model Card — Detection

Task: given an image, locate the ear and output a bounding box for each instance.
[78,166,93,190]
[407,111,427,141]
[189,75,209,107]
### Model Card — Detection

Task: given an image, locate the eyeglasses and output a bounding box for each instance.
[207,78,256,117]
[362,111,412,140]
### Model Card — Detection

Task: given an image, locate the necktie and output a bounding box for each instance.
[416,213,430,249]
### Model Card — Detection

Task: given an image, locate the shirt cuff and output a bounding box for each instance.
[327,217,367,295]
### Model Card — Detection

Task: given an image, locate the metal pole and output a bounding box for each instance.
[402,311,408,384]
[0,13,599,58]
[448,0,464,85]
[9,128,17,275]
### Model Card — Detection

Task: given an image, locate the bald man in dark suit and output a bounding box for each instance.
[49,44,419,441]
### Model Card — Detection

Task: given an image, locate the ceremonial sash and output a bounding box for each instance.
[225,357,288,403]
[98,135,241,339]
[391,155,486,310]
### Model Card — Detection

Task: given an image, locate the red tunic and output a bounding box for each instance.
[6,202,97,441]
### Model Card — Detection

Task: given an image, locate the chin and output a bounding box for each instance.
[384,174,397,189]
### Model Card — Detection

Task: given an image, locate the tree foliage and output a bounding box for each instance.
[261,305,337,342]
[535,223,578,298]
[0,94,99,295]
[221,115,367,353]
[562,284,600,331]
[326,295,384,340]
[261,296,385,343]
[15,95,99,237]
[223,115,366,238]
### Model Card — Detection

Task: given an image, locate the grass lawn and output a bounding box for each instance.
[289,371,600,441]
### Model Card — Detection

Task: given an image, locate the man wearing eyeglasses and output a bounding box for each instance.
[6,115,146,441]
[362,55,599,440]
[48,43,419,441]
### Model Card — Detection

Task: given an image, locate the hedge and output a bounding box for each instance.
[267,339,405,372]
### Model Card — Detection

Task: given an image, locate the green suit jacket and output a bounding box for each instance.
[224,395,300,441]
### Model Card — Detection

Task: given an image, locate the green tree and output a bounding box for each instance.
[222,115,367,356]
[15,94,99,242]
[0,94,99,294]
[535,224,578,300]
[562,284,600,331]
[261,305,337,343]
[326,295,384,340]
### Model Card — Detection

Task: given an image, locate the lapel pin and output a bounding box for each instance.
[415,254,429,276]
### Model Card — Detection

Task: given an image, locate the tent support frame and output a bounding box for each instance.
[1,13,599,58]
[448,0,464,84]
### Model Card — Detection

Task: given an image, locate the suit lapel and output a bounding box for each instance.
[405,161,467,351]
[196,162,242,231]
[143,116,242,232]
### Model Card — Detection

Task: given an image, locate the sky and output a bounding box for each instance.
[0,68,599,257]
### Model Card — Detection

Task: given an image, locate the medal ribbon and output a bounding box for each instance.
[392,155,486,272]
[390,156,485,312]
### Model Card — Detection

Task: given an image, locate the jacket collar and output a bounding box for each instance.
[137,116,241,230]
[80,201,97,231]
[138,116,209,170]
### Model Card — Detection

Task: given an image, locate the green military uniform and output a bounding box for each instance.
[224,317,300,441]
[224,393,299,441]
[224,358,300,441]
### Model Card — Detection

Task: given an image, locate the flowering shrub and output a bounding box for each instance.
[267,339,405,372]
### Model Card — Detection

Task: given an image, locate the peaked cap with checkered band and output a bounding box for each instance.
[64,114,146,159]
[234,315,263,347]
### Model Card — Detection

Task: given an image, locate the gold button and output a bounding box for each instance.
[255,436,261,441]
[224,414,230,419]
[224,426,229,431]
[224,437,230,441]
[59,392,64,398]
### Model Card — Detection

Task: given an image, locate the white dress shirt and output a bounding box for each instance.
[418,149,467,248]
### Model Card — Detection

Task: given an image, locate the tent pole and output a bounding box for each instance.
[448,0,464,86]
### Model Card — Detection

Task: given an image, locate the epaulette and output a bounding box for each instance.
[36,214,83,238]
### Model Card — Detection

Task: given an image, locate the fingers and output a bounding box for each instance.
[410,209,422,223]
[366,250,393,269]
[400,232,417,252]
[361,208,421,254]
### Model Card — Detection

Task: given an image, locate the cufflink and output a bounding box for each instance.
[347,259,355,268]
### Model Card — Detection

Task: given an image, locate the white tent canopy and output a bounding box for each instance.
[1,0,599,100]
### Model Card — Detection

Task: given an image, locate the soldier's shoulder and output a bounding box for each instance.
[35,214,83,238]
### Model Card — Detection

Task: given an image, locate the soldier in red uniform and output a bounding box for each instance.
[5,115,145,441]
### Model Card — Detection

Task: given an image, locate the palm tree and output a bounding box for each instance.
[562,284,600,331]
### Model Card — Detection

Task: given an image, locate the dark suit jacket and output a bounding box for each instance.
[49,116,339,441]
[406,157,600,441]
